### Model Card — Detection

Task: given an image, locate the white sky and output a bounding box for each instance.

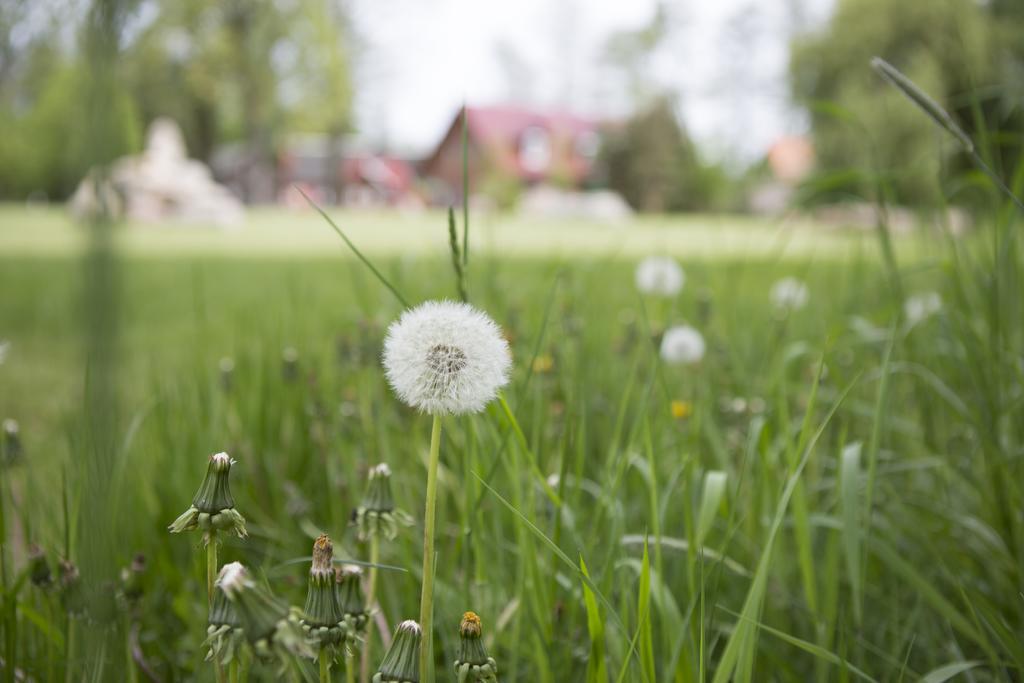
[348,0,835,165]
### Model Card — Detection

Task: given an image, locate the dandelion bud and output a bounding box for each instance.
[206,580,244,665]
[58,558,85,616]
[335,565,368,626]
[28,544,52,588]
[168,452,247,542]
[218,562,312,662]
[454,612,498,682]
[373,620,422,683]
[218,357,235,392]
[120,553,147,604]
[2,418,21,464]
[301,535,344,646]
[355,463,412,541]
[282,347,299,382]
[382,301,511,416]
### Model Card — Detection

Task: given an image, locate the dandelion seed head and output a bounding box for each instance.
[382,300,511,415]
[635,256,685,297]
[660,325,706,365]
[770,277,809,310]
[904,292,942,325]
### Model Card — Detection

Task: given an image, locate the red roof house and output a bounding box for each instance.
[421,105,604,203]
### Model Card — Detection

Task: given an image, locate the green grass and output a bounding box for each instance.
[0,204,1021,681]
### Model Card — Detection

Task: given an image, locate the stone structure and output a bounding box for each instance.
[70,118,244,227]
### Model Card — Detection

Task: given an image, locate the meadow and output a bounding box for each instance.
[0,202,1021,682]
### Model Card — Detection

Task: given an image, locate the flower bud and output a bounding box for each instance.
[282,347,299,382]
[120,553,146,603]
[454,612,498,682]
[219,357,235,392]
[28,544,52,588]
[2,418,21,464]
[168,452,247,543]
[218,562,313,663]
[302,535,344,646]
[206,579,244,665]
[335,564,369,649]
[373,620,421,683]
[355,464,412,541]
[58,558,85,616]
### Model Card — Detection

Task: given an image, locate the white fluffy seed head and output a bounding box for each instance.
[904,292,942,325]
[382,301,511,416]
[216,561,249,596]
[369,463,392,478]
[770,277,809,310]
[660,325,706,365]
[635,257,684,297]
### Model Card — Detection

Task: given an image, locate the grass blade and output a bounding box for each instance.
[297,185,410,308]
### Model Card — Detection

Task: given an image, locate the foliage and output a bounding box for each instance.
[789,0,1019,206]
[0,195,1022,679]
[0,0,353,201]
[600,98,728,213]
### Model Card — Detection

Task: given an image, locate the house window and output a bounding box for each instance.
[519,126,551,173]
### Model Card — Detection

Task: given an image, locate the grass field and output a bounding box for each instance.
[0,204,1021,682]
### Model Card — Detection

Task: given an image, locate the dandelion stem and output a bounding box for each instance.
[361,534,381,681]
[419,414,443,683]
[319,645,330,683]
[345,651,356,683]
[207,531,218,607]
[228,659,239,683]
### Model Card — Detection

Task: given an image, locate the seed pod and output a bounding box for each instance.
[302,535,344,646]
[373,620,421,683]
[454,612,498,682]
[168,452,247,543]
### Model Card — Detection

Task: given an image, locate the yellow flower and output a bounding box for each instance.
[532,354,554,374]
[671,400,693,420]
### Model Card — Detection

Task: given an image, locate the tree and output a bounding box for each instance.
[123,0,353,201]
[600,97,715,213]
[789,0,1009,206]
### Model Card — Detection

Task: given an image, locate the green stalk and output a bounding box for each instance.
[319,646,330,683]
[0,468,13,683]
[345,652,356,683]
[207,531,218,607]
[361,534,381,681]
[208,532,225,683]
[419,414,443,683]
[228,659,239,683]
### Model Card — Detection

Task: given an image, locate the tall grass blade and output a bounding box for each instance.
[919,661,983,683]
[297,186,410,308]
[711,371,859,683]
[871,57,1024,212]
[581,557,609,683]
[839,441,863,624]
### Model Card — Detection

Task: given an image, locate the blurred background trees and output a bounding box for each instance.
[0,0,352,202]
[789,0,1023,206]
[0,0,1020,213]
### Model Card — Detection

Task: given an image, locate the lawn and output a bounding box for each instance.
[0,204,1020,682]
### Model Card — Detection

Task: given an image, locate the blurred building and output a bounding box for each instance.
[213,134,418,207]
[749,135,816,215]
[421,105,604,204]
